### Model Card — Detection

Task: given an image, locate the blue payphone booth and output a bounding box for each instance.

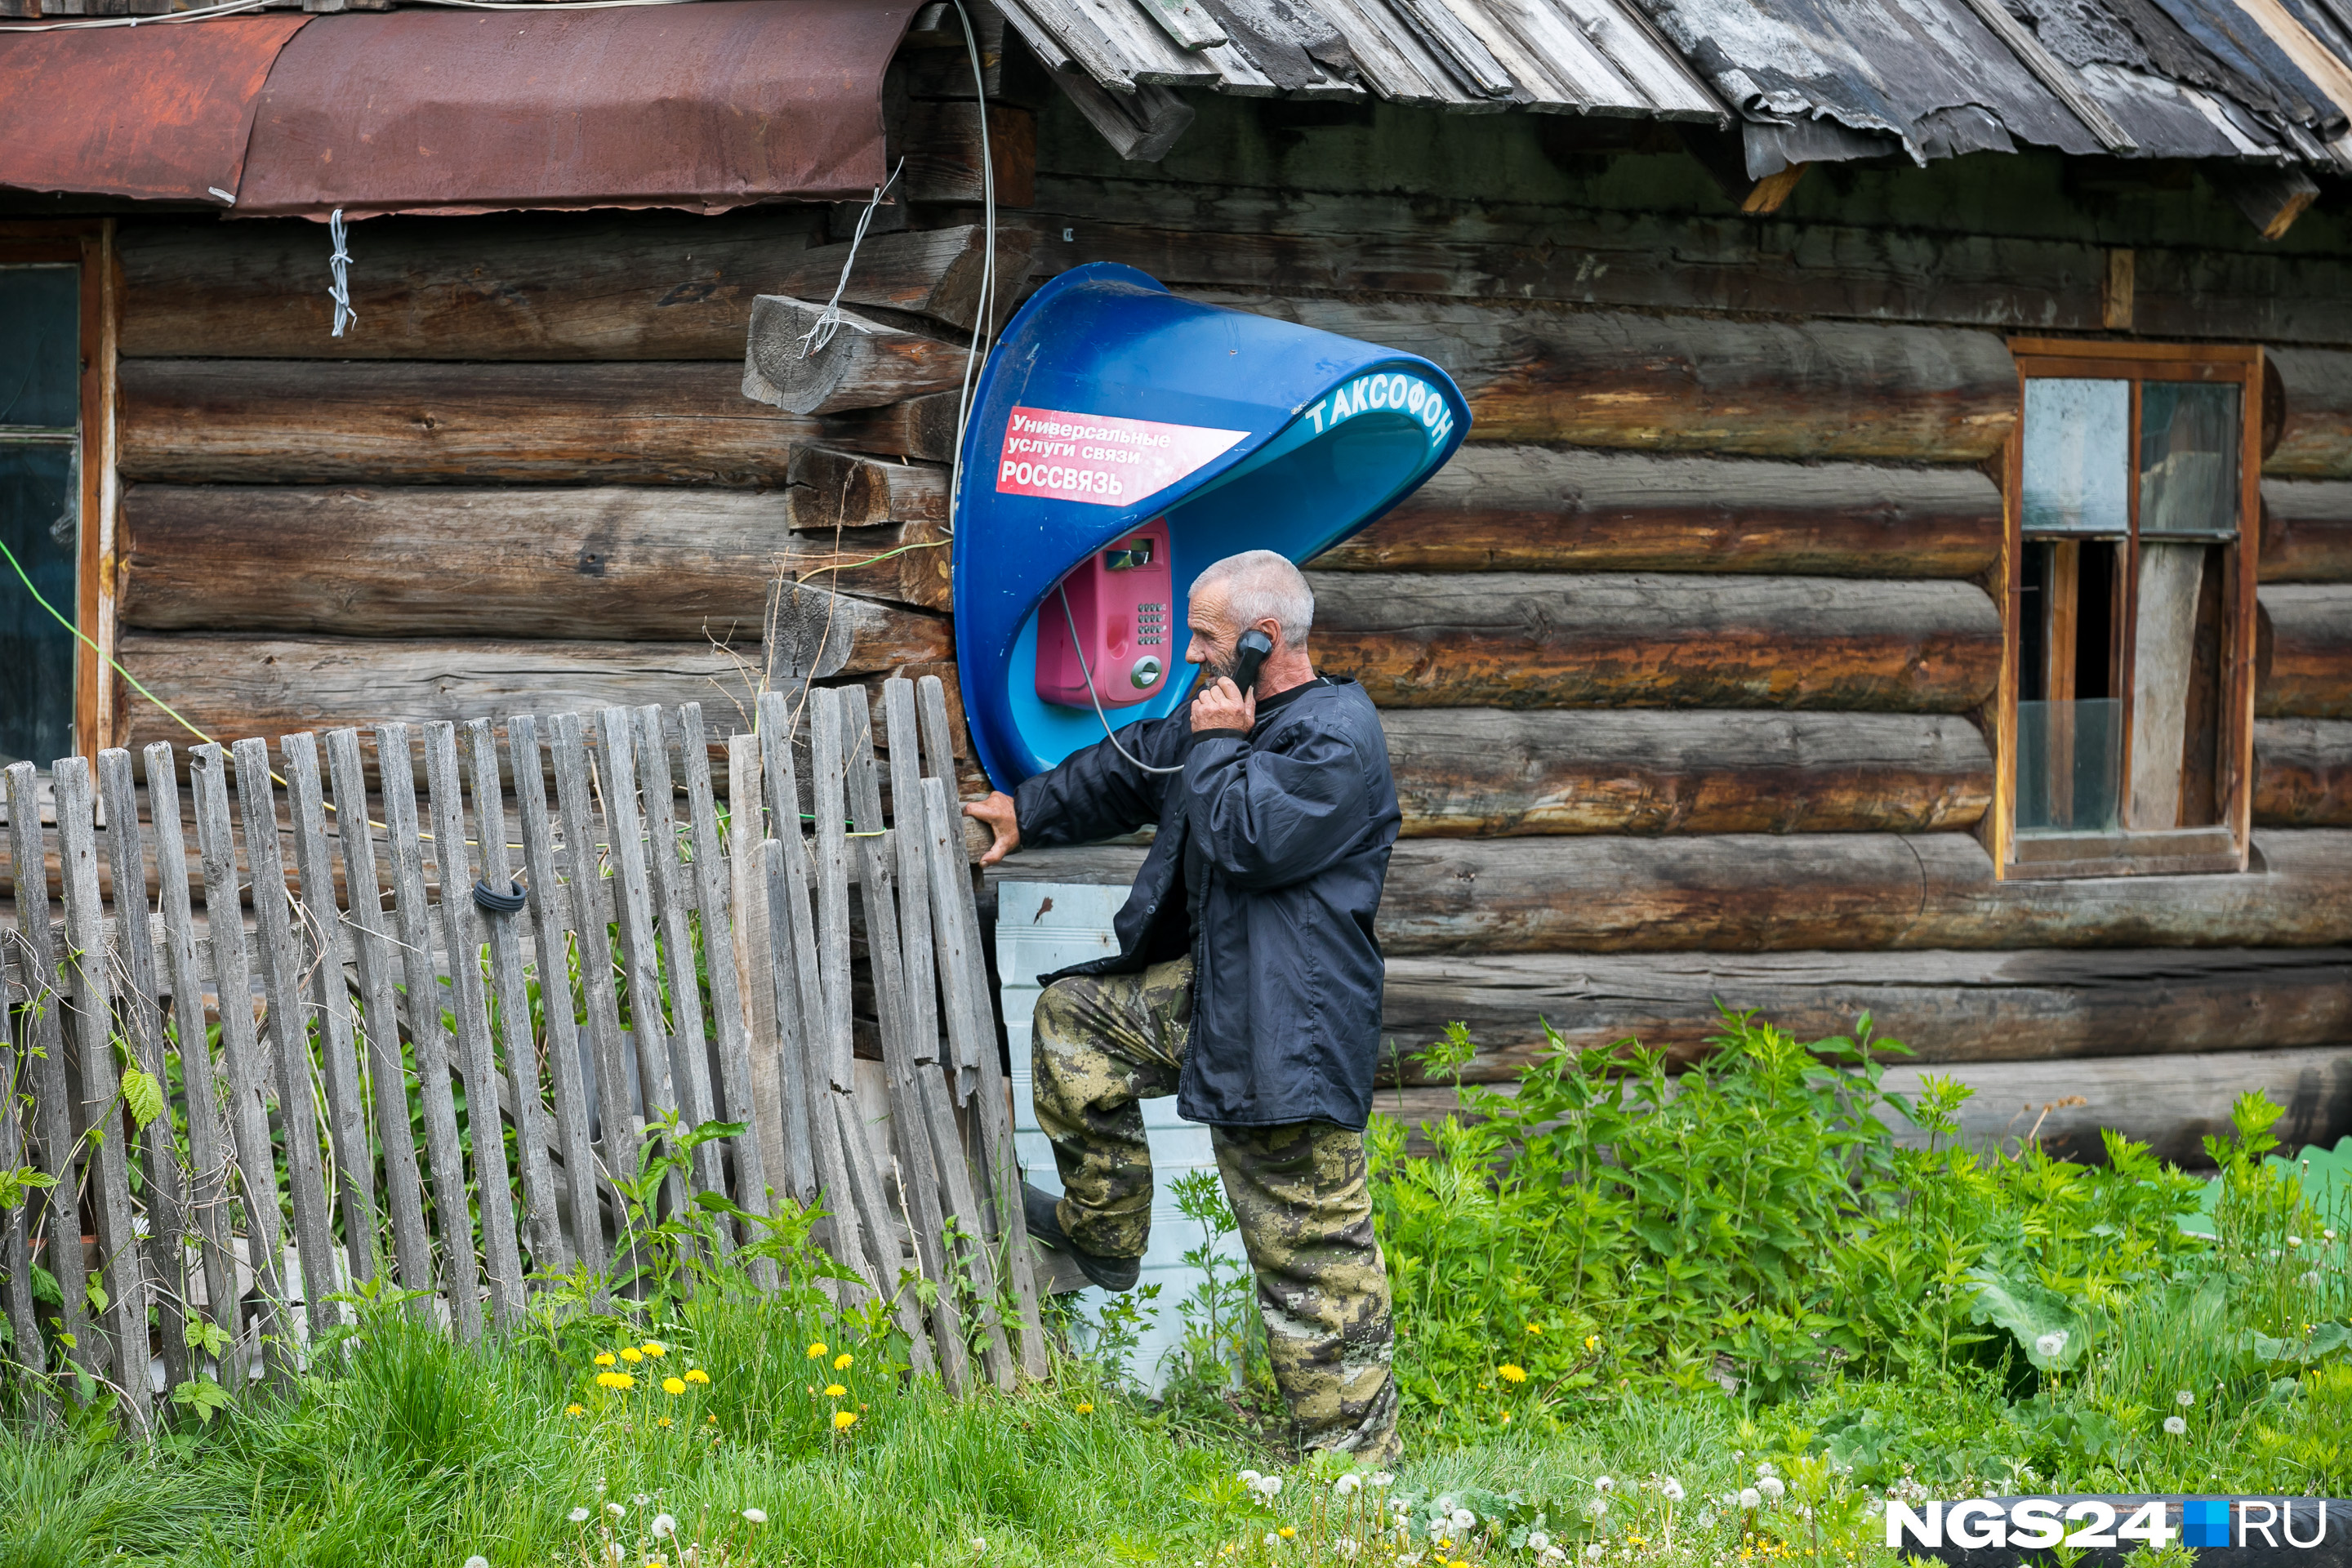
[951,263,1471,790]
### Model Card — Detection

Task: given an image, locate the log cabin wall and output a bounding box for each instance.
[91,18,2352,1161]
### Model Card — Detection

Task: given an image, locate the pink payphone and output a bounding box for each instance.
[1036,515,1174,709]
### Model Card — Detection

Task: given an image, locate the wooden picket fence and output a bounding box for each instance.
[0,675,1046,1430]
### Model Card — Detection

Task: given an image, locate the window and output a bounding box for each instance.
[0,225,112,771]
[1998,341,2262,879]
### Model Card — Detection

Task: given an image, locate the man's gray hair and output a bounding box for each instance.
[1192,550,1314,645]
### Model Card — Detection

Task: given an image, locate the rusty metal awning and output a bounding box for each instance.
[0,0,916,216]
[0,16,312,204]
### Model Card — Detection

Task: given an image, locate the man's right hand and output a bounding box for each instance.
[964,791,1020,866]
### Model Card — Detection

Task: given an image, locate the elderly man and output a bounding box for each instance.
[963,548,1403,1461]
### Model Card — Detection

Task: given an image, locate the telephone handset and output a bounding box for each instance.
[1228,628,1273,697]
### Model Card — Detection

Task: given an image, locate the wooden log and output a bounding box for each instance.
[1873,1049,2352,1167]
[2261,479,2352,582]
[786,448,951,532]
[819,390,964,465]
[1312,448,2002,578]
[1379,1049,2352,1169]
[742,296,969,416]
[2255,717,2352,825]
[767,223,1036,332]
[1308,572,2000,712]
[2265,346,2352,480]
[1370,947,2352,1081]
[118,360,818,487]
[987,829,2352,954]
[2257,584,2352,719]
[1205,300,2020,460]
[902,100,1037,207]
[1379,709,1993,835]
[118,208,826,361]
[121,486,952,635]
[116,630,953,753]
[1033,182,2352,346]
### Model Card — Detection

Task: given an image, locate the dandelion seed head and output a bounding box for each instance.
[570,1509,592,1524]
[1264,1534,1281,1548]
[465,1554,488,1567]
[2176,1389,2195,1407]
[1740,1489,1763,1510]
[1757,1477,1786,1500]
[1661,1479,1686,1503]
[607,1503,626,1517]
[2165,1415,2189,1435]
[1595,1477,1615,1494]
[652,1515,677,1540]
[1528,1533,1551,1552]
[1334,1474,1363,1496]
[2034,1330,2068,1358]
[742,1509,768,1526]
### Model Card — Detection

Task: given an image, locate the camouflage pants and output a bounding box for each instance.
[1031,957,1399,1461]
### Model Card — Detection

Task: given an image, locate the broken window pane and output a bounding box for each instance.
[2022,378,2129,535]
[2016,697,2122,833]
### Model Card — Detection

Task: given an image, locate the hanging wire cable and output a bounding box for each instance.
[1055,583,1186,776]
[326,208,357,338]
[943,0,999,539]
[799,158,905,359]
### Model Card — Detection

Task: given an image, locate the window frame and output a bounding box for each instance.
[0,220,117,770]
[1994,338,2264,881]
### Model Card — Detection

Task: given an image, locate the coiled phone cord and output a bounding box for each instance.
[1056,581,1188,776]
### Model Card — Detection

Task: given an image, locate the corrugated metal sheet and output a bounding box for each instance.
[0,16,310,205]
[1000,0,2352,167]
[1003,0,1723,116]
[235,0,918,217]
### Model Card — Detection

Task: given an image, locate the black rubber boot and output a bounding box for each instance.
[1022,1180,1142,1292]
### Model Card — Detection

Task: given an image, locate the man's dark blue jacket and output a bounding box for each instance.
[1012,676,1401,1130]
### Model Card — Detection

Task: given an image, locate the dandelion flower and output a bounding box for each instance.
[2176,1389,2195,1407]
[685,1369,710,1385]
[656,1417,673,1428]
[620,1348,645,1365]
[595,1353,617,1367]
[1585,1334,1601,1350]
[1074,1401,1094,1414]
[833,1410,858,1431]
[2165,1415,2189,1435]
[595,1372,635,1391]
[825,1383,847,1398]
[1661,1479,1686,1503]
[1334,1474,1363,1496]
[1280,1528,1297,1540]
[1499,1363,1529,1384]
[1595,1477,1615,1494]
[834,1352,853,1371]
[1740,1489,1763,1510]
[742,1509,768,1525]
[662,1376,687,1396]
[564,1404,586,1418]
[807,1342,828,1360]
[2033,1330,2068,1359]
[643,1342,667,1357]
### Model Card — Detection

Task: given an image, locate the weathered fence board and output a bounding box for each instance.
[0,685,1049,1427]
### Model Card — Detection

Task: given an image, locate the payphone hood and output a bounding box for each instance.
[951,263,1470,790]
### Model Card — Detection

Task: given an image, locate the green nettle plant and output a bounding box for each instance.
[1370,1008,2351,1496]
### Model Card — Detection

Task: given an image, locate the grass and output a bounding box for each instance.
[2,1016,2348,1568]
